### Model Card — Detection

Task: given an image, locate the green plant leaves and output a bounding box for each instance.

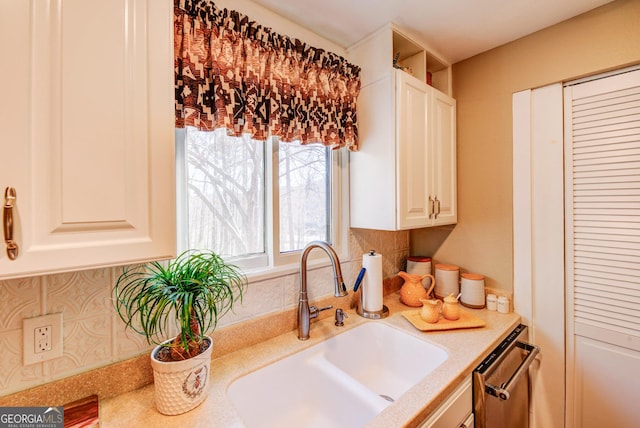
[113,250,247,357]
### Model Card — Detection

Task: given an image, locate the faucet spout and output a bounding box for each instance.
[298,241,347,340]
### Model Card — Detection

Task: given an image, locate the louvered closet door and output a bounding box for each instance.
[565,67,640,428]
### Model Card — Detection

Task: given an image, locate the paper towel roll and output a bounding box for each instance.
[362,251,383,312]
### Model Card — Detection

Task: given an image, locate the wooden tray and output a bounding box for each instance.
[402,308,486,331]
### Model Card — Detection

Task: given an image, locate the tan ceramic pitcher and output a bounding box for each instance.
[398,271,435,307]
[419,298,442,323]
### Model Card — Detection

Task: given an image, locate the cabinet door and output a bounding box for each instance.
[0,0,175,279]
[420,375,472,428]
[349,76,397,230]
[0,1,31,248]
[430,89,457,226]
[396,71,431,229]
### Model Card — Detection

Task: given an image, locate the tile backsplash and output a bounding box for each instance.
[0,228,409,397]
[0,269,149,396]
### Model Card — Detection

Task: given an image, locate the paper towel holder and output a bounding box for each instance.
[355,273,389,318]
[356,249,389,319]
[356,301,389,319]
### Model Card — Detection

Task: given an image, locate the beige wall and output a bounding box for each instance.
[412,0,640,294]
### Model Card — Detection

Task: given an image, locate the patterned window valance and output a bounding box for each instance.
[174,0,361,150]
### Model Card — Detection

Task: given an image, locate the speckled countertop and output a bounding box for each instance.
[100,293,520,427]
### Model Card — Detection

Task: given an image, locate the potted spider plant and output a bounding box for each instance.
[114,250,246,415]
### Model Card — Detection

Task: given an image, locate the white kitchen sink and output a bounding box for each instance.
[322,321,448,400]
[227,321,448,428]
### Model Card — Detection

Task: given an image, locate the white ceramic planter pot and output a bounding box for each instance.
[150,336,213,415]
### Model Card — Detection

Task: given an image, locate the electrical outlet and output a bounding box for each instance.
[35,325,52,353]
[23,313,63,365]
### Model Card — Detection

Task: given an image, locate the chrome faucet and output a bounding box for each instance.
[298,240,348,340]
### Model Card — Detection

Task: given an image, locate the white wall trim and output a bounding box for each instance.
[513,84,565,428]
[513,90,533,326]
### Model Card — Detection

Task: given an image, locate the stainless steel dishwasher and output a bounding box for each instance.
[473,324,540,428]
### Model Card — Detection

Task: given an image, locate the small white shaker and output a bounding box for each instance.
[498,296,510,313]
[486,294,497,311]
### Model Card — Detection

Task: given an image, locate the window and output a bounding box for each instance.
[181,128,265,257]
[278,140,330,252]
[176,127,348,272]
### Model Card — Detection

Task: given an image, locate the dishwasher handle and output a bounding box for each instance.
[485,341,540,401]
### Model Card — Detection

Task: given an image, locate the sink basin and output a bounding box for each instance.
[322,321,448,400]
[227,322,448,428]
[227,351,389,428]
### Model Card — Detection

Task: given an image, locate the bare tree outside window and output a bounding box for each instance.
[279,141,330,253]
[184,129,330,260]
[185,128,265,258]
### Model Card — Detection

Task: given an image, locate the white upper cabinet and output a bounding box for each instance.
[396,71,432,228]
[0,0,176,279]
[349,24,456,230]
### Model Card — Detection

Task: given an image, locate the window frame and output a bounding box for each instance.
[175,129,350,279]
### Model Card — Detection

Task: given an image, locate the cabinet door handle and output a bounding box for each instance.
[3,187,19,260]
[428,196,435,219]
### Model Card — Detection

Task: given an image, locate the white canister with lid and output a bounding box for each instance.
[486,294,497,311]
[498,296,510,313]
[406,256,432,291]
[434,264,460,299]
[460,273,485,308]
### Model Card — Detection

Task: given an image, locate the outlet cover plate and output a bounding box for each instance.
[23,313,63,365]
